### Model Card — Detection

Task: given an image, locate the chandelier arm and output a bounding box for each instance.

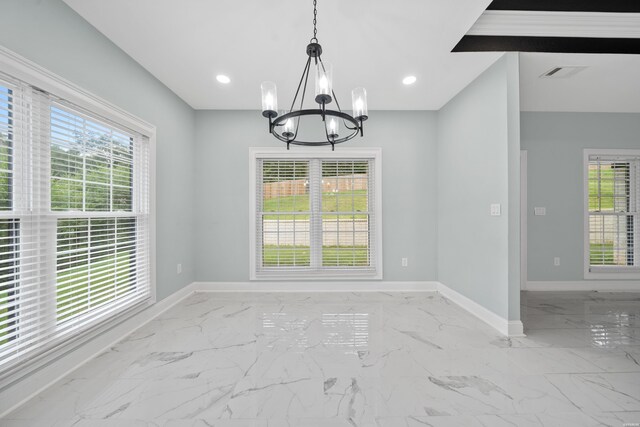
[299,57,312,112]
[323,116,334,147]
[291,55,313,142]
[287,57,311,141]
[331,92,358,131]
[289,55,312,113]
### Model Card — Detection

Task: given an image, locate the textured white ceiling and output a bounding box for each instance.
[63,0,502,110]
[520,52,640,113]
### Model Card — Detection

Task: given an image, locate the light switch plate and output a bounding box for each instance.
[534,207,546,216]
[490,204,501,216]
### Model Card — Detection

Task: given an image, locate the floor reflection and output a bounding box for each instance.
[522,291,640,348]
[260,309,370,354]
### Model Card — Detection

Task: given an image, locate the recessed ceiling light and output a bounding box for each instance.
[216,74,231,84]
[402,76,417,85]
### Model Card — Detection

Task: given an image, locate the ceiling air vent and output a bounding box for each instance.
[539,66,587,79]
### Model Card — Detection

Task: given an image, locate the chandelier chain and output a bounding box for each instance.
[311,0,318,42]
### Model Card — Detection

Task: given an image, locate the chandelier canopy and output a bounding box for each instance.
[260,0,368,150]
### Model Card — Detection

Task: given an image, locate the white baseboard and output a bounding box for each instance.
[193,281,439,292]
[525,280,640,292]
[437,282,525,337]
[507,320,525,336]
[0,282,197,418]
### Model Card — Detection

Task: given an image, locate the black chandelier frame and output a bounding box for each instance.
[262,1,367,150]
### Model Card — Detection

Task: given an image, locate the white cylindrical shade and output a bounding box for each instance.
[315,62,333,103]
[261,81,278,115]
[326,117,339,138]
[283,117,295,138]
[351,87,368,120]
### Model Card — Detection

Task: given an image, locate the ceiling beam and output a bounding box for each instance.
[466,11,640,39]
[486,0,640,13]
[453,36,640,54]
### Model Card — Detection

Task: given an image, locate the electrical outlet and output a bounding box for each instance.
[177,263,182,274]
[534,207,546,216]
[401,258,408,267]
[554,257,560,266]
[490,204,501,216]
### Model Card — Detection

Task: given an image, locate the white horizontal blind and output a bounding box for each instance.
[259,159,310,271]
[588,154,639,270]
[319,160,373,270]
[0,77,21,356]
[0,74,151,376]
[256,156,376,277]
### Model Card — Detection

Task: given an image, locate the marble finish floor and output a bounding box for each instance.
[3,290,640,426]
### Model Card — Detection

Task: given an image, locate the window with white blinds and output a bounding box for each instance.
[0,72,151,377]
[585,150,640,275]
[250,149,382,279]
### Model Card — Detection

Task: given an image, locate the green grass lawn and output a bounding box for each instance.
[588,167,624,211]
[263,245,369,267]
[590,242,624,266]
[263,190,368,220]
[56,251,135,322]
[0,252,135,346]
[588,167,629,266]
[0,290,14,346]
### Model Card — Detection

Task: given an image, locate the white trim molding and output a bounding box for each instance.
[524,280,640,292]
[249,147,383,281]
[468,10,640,39]
[193,281,439,293]
[583,149,640,280]
[437,282,525,337]
[520,150,528,290]
[0,45,155,137]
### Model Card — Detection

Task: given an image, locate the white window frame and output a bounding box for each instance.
[0,46,156,384]
[249,147,383,280]
[583,148,640,279]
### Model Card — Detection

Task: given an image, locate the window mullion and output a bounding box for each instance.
[309,159,322,270]
[256,159,263,270]
[36,91,57,341]
[20,89,57,348]
[10,83,31,359]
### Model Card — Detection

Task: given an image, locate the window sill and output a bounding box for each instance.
[252,271,383,281]
[585,267,640,280]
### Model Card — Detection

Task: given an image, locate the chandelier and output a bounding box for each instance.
[260,0,368,150]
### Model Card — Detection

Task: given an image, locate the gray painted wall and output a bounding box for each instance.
[522,112,640,282]
[437,55,521,321]
[194,110,438,282]
[0,0,196,300]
